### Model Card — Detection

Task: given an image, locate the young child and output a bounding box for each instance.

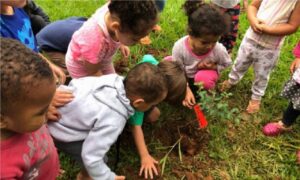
[0,38,59,179]
[211,0,248,53]
[130,60,187,179]
[66,0,158,78]
[48,63,168,180]
[171,0,231,108]
[262,42,300,163]
[221,0,300,113]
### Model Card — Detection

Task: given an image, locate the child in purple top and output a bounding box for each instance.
[66,1,158,78]
[170,0,231,108]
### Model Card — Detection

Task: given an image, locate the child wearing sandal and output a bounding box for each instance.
[221,0,300,113]
[263,41,300,162]
[170,0,231,108]
[66,0,158,78]
[0,38,59,179]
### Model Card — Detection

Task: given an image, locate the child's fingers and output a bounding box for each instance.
[139,166,145,176]
[152,165,159,176]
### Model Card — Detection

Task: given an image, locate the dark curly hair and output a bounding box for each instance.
[158,61,187,105]
[1,38,54,114]
[183,0,230,37]
[124,63,167,104]
[108,0,158,35]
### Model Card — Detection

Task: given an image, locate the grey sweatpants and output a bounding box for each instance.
[228,38,280,100]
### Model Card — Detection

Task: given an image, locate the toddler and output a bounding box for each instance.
[0,38,59,179]
[171,0,232,108]
[130,60,187,179]
[262,42,300,163]
[48,63,168,180]
[66,0,158,78]
[221,0,300,113]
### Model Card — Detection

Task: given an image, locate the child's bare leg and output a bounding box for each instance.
[76,168,92,180]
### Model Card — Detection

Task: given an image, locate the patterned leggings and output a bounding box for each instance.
[219,3,241,53]
[228,38,280,100]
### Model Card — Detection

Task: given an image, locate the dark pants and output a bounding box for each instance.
[282,102,300,127]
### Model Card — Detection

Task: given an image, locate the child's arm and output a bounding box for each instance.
[132,125,158,179]
[82,122,125,180]
[260,2,300,36]
[242,0,249,12]
[247,0,264,33]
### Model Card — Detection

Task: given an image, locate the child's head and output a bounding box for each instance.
[124,63,168,112]
[108,0,158,46]
[158,61,187,105]
[183,0,229,54]
[0,38,56,134]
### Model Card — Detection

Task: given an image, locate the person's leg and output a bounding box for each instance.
[282,102,300,127]
[194,70,219,90]
[221,38,254,91]
[263,102,300,136]
[248,46,280,113]
[219,4,240,54]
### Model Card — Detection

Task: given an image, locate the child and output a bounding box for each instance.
[48,63,168,180]
[130,60,187,179]
[221,0,300,113]
[211,0,248,53]
[262,42,300,163]
[66,0,158,78]
[171,0,232,108]
[0,38,60,179]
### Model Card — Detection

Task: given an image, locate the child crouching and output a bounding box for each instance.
[48,63,168,180]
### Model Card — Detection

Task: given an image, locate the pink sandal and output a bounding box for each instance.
[262,122,290,136]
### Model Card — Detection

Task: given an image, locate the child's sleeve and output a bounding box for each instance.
[172,40,185,69]
[129,111,144,126]
[293,42,300,58]
[215,43,232,73]
[81,118,125,180]
[72,24,105,65]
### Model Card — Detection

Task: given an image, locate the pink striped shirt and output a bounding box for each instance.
[66,3,120,78]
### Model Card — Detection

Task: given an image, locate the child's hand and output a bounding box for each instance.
[197,60,217,70]
[115,175,126,180]
[290,58,300,73]
[49,63,66,85]
[139,154,159,179]
[46,90,74,121]
[182,86,196,109]
[250,18,265,33]
[120,45,130,58]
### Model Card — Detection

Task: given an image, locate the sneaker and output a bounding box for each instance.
[246,99,260,114]
[220,80,232,92]
[262,121,290,136]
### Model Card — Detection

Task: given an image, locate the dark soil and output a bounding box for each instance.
[115,107,214,180]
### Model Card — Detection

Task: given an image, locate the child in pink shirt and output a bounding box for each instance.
[66,1,158,78]
[0,38,59,180]
[169,1,231,108]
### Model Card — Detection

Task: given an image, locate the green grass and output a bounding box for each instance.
[36,0,300,179]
